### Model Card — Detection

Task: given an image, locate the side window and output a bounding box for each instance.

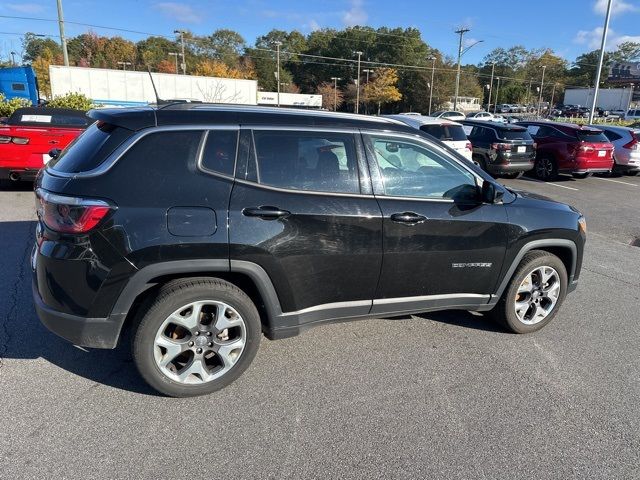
[12,83,26,92]
[367,135,477,201]
[119,130,203,172]
[603,130,622,141]
[200,130,238,176]
[526,125,540,136]
[253,130,359,194]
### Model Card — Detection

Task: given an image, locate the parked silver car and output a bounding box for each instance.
[589,124,640,176]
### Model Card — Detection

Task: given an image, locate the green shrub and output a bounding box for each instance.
[0,94,31,117]
[47,92,94,111]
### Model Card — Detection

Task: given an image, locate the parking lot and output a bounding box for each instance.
[0,173,639,479]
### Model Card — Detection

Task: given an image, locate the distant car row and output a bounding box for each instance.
[390,113,639,181]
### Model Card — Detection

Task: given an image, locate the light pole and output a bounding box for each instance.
[10,51,16,66]
[428,56,436,115]
[117,61,132,71]
[274,41,282,107]
[355,51,363,114]
[494,77,501,113]
[362,69,373,114]
[487,62,495,112]
[453,28,469,112]
[56,0,69,66]
[550,83,557,115]
[168,52,179,74]
[537,65,547,117]
[589,0,613,123]
[331,77,341,111]
[174,30,186,74]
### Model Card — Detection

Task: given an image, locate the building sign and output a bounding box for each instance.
[257,92,322,108]
[608,62,640,82]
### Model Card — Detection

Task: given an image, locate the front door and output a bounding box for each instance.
[229,128,383,326]
[362,132,510,315]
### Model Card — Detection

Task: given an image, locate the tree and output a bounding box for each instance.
[363,68,402,114]
[193,59,255,79]
[22,34,61,62]
[194,29,246,67]
[47,92,93,110]
[136,36,180,71]
[102,37,137,69]
[31,46,62,99]
[156,59,177,74]
[317,81,343,110]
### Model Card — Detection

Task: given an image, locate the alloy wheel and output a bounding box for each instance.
[153,300,246,384]
[536,158,553,180]
[513,266,561,325]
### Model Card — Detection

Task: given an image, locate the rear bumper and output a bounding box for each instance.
[0,167,39,181]
[33,277,125,349]
[488,160,534,174]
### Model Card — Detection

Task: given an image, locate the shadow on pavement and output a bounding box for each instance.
[387,309,506,333]
[0,219,159,396]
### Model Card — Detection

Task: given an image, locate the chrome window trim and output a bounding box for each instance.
[234,178,375,199]
[195,128,241,180]
[46,124,239,179]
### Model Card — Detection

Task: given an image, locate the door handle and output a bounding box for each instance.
[390,212,427,224]
[242,206,290,219]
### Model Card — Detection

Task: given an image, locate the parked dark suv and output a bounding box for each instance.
[33,105,586,397]
[460,119,536,178]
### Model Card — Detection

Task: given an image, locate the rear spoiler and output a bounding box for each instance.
[87,107,157,131]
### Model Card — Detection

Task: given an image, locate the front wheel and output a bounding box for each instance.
[489,251,568,334]
[534,157,557,181]
[132,278,261,397]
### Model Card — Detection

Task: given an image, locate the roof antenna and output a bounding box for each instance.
[147,67,163,105]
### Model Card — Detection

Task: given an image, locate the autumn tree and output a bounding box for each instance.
[316,81,343,111]
[363,68,402,114]
[193,59,255,79]
[156,59,177,74]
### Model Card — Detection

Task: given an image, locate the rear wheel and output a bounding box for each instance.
[489,251,567,334]
[132,278,261,397]
[625,170,639,176]
[534,157,557,181]
[572,172,592,179]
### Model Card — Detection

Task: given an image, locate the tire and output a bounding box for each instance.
[625,170,639,176]
[132,277,261,397]
[572,172,592,179]
[489,250,568,334]
[502,171,524,179]
[534,157,557,181]
[474,155,492,176]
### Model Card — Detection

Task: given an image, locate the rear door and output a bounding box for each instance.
[362,131,509,315]
[229,127,383,323]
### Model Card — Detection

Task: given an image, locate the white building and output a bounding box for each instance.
[445,96,481,112]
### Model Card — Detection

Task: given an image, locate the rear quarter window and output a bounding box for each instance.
[420,124,468,141]
[48,122,133,174]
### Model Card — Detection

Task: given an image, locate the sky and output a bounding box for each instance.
[1,0,639,65]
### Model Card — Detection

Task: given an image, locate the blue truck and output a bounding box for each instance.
[0,66,39,105]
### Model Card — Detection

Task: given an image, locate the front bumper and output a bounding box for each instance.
[33,278,126,349]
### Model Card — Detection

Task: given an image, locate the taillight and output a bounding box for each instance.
[578,144,595,154]
[465,141,472,151]
[35,188,113,234]
[491,143,511,151]
[0,135,29,144]
[623,134,638,150]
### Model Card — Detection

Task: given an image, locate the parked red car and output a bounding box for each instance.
[518,121,614,180]
[0,107,90,182]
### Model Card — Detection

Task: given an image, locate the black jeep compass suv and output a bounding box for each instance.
[33,105,585,397]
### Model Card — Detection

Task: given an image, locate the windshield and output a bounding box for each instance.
[420,124,468,141]
[498,129,532,141]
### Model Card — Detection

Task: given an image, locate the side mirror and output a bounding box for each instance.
[481,180,504,204]
[48,148,62,160]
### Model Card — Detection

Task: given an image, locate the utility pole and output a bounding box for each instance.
[589,0,613,123]
[550,83,557,114]
[526,80,532,107]
[428,56,436,115]
[453,28,469,112]
[331,77,341,111]
[56,0,69,66]
[494,77,501,113]
[537,65,547,117]
[487,62,495,112]
[363,69,373,114]
[274,41,282,107]
[168,52,179,74]
[355,51,363,114]
[174,30,186,74]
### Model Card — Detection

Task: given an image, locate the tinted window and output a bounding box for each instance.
[116,130,203,172]
[253,130,359,194]
[420,124,468,141]
[200,130,238,176]
[12,83,26,91]
[497,129,531,140]
[603,130,622,141]
[368,135,477,200]
[48,123,133,173]
[576,130,609,142]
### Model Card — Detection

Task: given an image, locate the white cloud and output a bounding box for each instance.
[593,0,639,16]
[575,26,640,50]
[342,0,368,26]
[154,2,201,24]
[6,3,45,13]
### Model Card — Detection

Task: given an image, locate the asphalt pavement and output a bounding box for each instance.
[0,174,639,479]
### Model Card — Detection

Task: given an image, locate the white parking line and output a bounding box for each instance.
[520,177,579,191]
[593,177,638,187]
